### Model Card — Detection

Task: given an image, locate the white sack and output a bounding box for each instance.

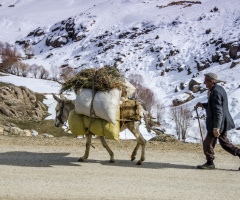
[75,88,121,125]
[74,88,92,117]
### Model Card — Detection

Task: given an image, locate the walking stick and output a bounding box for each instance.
[195,107,204,142]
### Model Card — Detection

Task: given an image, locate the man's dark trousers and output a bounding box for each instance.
[203,131,239,161]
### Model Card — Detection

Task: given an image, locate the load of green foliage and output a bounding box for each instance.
[60,65,127,96]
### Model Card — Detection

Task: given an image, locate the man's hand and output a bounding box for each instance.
[195,102,203,110]
[213,129,220,138]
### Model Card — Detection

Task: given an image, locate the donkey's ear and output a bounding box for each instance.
[52,93,61,103]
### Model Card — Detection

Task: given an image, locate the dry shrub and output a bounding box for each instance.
[11,61,30,77]
[156,102,165,123]
[30,64,39,78]
[171,105,192,141]
[0,41,3,52]
[60,66,76,82]
[38,65,49,79]
[1,42,21,73]
[19,62,31,77]
[29,64,49,79]
[138,87,155,113]
[23,43,34,59]
[128,73,155,113]
[51,66,59,81]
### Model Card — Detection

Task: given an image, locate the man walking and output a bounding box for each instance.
[196,73,240,170]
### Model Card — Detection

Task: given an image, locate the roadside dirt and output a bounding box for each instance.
[0,135,239,200]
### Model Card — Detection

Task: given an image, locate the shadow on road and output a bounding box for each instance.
[0,151,196,169]
[0,151,81,167]
[1,151,237,171]
[85,159,239,171]
[83,159,197,170]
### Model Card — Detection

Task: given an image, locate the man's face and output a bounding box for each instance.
[204,76,213,89]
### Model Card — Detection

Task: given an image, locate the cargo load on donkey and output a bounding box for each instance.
[60,65,143,140]
[53,65,146,165]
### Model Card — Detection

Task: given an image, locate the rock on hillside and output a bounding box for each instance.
[0,85,48,121]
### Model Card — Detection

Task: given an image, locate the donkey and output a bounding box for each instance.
[52,94,146,165]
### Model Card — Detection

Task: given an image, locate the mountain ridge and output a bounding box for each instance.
[12,0,240,75]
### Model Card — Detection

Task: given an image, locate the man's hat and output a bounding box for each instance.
[204,73,220,82]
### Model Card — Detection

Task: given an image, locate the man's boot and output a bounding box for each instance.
[237,149,240,157]
[197,160,215,170]
[237,149,240,170]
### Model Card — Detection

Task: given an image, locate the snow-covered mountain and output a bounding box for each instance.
[1,0,240,143]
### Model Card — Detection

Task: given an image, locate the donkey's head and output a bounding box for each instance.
[52,94,74,127]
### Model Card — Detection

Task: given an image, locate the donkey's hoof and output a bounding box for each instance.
[131,157,136,161]
[136,161,142,165]
[109,160,115,163]
[78,158,85,162]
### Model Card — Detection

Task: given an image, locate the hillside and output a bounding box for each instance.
[0,0,240,143]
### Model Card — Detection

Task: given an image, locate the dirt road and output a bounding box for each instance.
[0,135,239,200]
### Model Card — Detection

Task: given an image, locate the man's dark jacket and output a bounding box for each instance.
[202,84,235,135]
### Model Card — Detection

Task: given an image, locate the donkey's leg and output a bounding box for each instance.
[78,134,92,162]
[131,142,140,161]
[99,136,115,163]
[128,121,146,165]
[120,124,139,161]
